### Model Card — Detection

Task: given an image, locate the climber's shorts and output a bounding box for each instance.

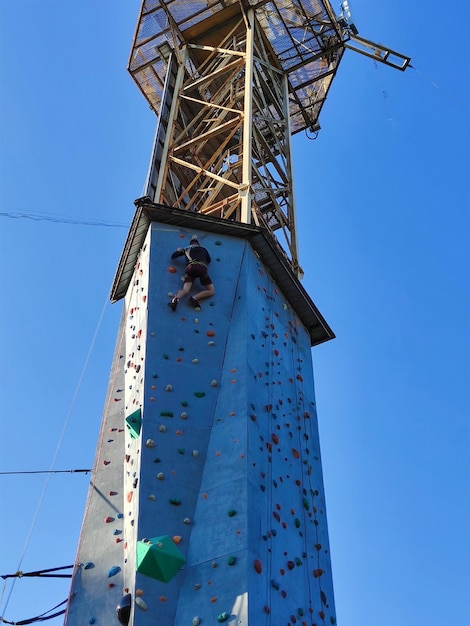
[184,263,212,286]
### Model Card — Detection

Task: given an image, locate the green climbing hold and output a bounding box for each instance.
[302,497,310,510]
[136,535,185,583]
[214,241,222,246]
[163,354,169,360]
[160,411,174,417]
[227,556,236,566]
[181,400,188,406]
[294,518,301,528]
[217,612,229,622]
[178,347,184,351]
[227,509,236,517]
[194,392,206,398]
[178,448,185,455]
[169,498,181,506]
[125,408,141,440]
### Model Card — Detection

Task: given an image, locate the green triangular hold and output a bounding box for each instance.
[136,536,185,582]
[125,408,142,439]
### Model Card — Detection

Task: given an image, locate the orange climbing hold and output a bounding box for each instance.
[313,569,324,578]
[206,330,215,337]
[127,492,133,503]
[172,536,182,544]
[254,559,263,574]
[292,448,300,459]
[168,266,177,273]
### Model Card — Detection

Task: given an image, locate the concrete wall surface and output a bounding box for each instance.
[65,221,336,626]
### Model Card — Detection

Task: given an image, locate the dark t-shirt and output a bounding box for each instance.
[172,245,211,264]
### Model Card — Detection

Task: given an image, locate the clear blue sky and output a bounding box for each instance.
[1,1,469,625]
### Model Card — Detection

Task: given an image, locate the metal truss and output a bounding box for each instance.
[146,7,301,273]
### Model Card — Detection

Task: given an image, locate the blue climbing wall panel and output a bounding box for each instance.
[65,222,336,626]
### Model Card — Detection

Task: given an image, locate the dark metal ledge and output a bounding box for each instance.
[110,199,334,347]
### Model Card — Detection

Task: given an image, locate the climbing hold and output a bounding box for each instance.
[302,497,310,510]
[172,535,182,544]
[271,579,279,590]
[254,559,262,574]
[210,380,218,387]
[83,562,94,570]
[192,450,199,458]
[127,492,133,503]
[135,597,148,611]
[292,448,300,459]
[206,330,215,337]
[208,340,215,346]
[136,535,185,582]
[227,556,236,566]
[192,358,199,364]
[168,266,177,273]
[116,593,132,626]
[183,518,191,524]
[103,460,110,466]
[157,472,165,480]
[181,400,188,406]
[194,392,206,398]
[214,241,222,246]
[180,412,188,419]
[165,385,173,392]
[109,491,118,496]
[287,561,295,571]
[160,411,174,417]
[217,612,230,622]
[163,354,169,360]
[313,569,324,578]
[169,498,181,505]
[178,448,185,454]
[148,494,156,501]
[192,618,201,626]
[227,509,236,517]
[145,439,155,448]
[108,565,121,577]
[159,425,166,432]
[104,516,115,524]
[295,518,301,528]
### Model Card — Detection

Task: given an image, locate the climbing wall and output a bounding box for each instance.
[66,222,336,626]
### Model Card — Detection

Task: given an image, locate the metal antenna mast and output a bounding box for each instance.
[127,1,409,277]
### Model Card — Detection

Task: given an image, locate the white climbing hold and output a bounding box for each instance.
[192,618,201,626]
[148,494,156,501]
[192,358,199,364]
[157,472,165,480]
[194,318,199,324]
[208,341,215,346]
[159,425,166,432]
[180,412,188,419]
[165,384,173,392]
[192,450,199,458]
[184,517,191,524]
[135,597,148,611]
[210,380,218,387]
[145,439,155,448]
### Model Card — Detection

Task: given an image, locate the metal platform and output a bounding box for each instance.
[129,0,345,135]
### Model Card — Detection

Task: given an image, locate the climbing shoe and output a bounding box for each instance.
[190,296,201,310]
[168,297,178,311]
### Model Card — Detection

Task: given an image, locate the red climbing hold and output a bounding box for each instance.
[254,559,262,574]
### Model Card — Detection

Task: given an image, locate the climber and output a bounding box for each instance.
[168,236,214,311]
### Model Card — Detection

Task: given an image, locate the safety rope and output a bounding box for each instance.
[0,598,68,625]
[1,566,73,581]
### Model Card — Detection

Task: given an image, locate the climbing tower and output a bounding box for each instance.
[64,2,410,625]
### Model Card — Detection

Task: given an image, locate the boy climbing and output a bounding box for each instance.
[168,236,214,311]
